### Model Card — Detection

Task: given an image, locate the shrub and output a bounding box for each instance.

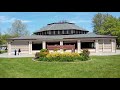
[63,48,66,52]
[39,57,48,61]
[82,49,90,57]
[35,52,40,59]
[46,52,80,62]
[54,48,59,52]
[39,49,49,57]
[80,49,90,61]
[40,49,49,52]
[0,50,7,54]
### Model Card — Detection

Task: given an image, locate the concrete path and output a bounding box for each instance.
[0,50,120,58]
[90,50,120,56]
[0,53,34,58]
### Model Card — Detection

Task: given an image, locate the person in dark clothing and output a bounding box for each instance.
[14,49,17,55]
[18,48,21,55]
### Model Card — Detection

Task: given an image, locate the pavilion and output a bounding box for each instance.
[7,21,117,55]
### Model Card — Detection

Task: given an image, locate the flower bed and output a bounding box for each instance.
[35,49,90,62]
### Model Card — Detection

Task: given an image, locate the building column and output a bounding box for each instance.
[60,41,63,52]
[95,40,99,52]
[58,30,60,35]
[77,40,81,53]
[42,41,46,49]
[8,42,11,55]
[60,41,63,45]
[111,39,115,52]
[29,41,32,54]
[115,39,116,53]
[102,39,104,52]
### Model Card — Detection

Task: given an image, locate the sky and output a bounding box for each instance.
[0,12,120,34]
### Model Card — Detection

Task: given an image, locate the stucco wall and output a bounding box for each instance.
[104,39,111,52]
[11,41,29,53]
[98,39,103,52]
[98,39,116,52]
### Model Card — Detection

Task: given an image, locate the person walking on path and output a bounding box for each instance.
[18,48,21,55]
[14,49,17,56]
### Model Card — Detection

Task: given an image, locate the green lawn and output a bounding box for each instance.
[0,55,120,78]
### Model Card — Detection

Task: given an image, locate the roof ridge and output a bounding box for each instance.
[47,24,55,30]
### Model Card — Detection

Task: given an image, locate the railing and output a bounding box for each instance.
[47,45,75,50]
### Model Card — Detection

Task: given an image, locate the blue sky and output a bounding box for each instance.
[0,12,120,34]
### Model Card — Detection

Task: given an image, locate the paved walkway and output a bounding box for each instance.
[0,53,34,58]
[90,50,120,56]
[0,50,120,58]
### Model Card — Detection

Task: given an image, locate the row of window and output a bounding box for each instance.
[36,30,88,35]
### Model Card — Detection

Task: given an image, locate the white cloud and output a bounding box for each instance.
[0,16,32,23]
[0,16,8,21]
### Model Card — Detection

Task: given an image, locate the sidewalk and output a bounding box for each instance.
[90,50,120,56]
[0,53,34,58]
[0,50,120,58]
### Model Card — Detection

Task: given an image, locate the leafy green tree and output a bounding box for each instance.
[92,13,120,46]
[92,13,112,34]
[0,28,2,45]
[101,16,120,46]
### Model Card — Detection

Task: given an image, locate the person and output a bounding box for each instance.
[14,49,17,56]
[18,48,21,55]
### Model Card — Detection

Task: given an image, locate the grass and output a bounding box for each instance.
[0,50,7,54]
[0,55,120,78]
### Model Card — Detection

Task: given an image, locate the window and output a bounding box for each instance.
[60,30,62,35]
[75,30,77,34]
[51,31,54,35]
[64,30,67,34]
[43,31,45,35]
[73,30,75,34]
[46,31,49,35]
[55,30,58,35]
[68,30,71,34]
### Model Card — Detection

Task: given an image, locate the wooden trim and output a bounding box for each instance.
[47,45,75,50]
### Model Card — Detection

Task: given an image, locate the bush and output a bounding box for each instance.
[54,48,58,52]
[0,50,7,54]
[80,49,90,61]
[35,52,40,59]
[46,52,80,62]
[63,48,66,52]
[39,57,48,61]
[39,49,49,57]
[40,49,49,52]
[37,51,90,62]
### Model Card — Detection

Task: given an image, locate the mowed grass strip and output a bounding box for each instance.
[0,55,120,78]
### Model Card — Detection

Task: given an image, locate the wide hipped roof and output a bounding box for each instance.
[34,21,89,33]
[8,33,117,41]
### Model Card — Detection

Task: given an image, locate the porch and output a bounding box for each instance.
[7,38,116,55]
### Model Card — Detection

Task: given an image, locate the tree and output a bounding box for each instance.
[92,13,112,34]
[92,13,120,47]
[0,28,2,45]
[9,20,30,37]
[101,16,120,47]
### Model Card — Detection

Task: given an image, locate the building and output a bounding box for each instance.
[7,21,117,55]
